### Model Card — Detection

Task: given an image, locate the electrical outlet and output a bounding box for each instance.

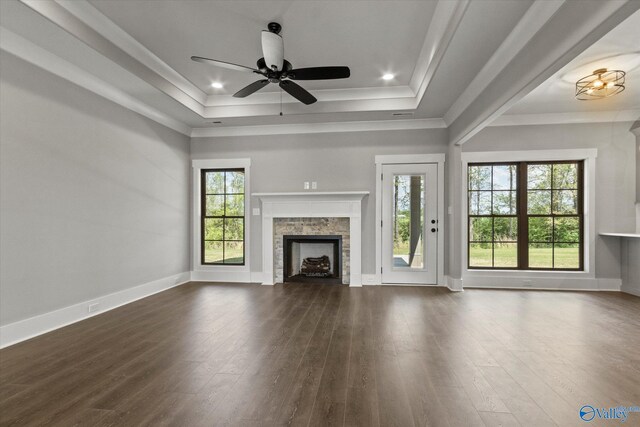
[304,182,310,190]
[311,181,317,189]
[88,303,100,313]
[252,207,260,216]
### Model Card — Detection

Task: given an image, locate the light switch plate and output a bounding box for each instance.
[252,208,260,216]
[311,181,317,189]
[304,182,310,189]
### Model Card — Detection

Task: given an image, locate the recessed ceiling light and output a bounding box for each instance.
[382,73,395,81]
[211,82,223,89]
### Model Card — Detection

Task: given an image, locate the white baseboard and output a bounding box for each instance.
[621,286,640,297]
[361,274,379,285]
[250,271,266,284]
[0,272,191,349]
[191,270,268,284]
[191,270,253,283]
[445,276,464,292]
[596,278,623,291]
[462,275,622,291]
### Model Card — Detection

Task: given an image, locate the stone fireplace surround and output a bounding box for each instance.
[254,191,368,287]
[277,219,349,284]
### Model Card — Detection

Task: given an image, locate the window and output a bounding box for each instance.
[201,169,245,265]
[468,161,583,270]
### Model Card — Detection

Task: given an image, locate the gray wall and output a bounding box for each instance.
[462,122,637,279]
[634,121,640,202]
[621,239,640,296]
[0,53,191,326]
[621,124,639,296]
[191,129,449,274]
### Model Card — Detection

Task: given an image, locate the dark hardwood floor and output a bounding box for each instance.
[1,283,639,426]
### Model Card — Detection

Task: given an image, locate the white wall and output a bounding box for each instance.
[191,129,448,275]
[462,122,637,280]
[0,52,191,326]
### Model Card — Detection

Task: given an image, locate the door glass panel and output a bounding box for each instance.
[392,175,425,269]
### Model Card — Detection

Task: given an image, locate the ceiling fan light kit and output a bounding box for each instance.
[575,68,625,100]
[191,22,351,105]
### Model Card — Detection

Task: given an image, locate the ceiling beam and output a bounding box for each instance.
[448,0,640,145]
[443,0,565,126]
[410,0,470,105]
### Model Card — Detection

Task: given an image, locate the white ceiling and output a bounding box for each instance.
[1,0,638,134]
[507,9,640,116]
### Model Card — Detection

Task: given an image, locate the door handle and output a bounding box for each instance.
[431,228,437,233]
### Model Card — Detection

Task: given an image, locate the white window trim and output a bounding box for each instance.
[192,158,251,279]
[461,148,597,281]
[374,154,446,286]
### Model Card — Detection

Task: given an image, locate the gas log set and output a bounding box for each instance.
[300,255,332,277]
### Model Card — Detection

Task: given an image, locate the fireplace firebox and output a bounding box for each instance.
[283,235,342,284]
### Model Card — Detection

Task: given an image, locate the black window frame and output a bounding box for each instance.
[201,168,246,266]
[467,160,584,271]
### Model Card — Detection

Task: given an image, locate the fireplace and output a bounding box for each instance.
[255,191,368,286]
[283,235,342,284]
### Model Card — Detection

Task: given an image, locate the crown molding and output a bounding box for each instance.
[202,96,422,119]
[0,27,191,136]
[490,110,640,127]
[205,85,416,106]
[190,118,446,138]
[443,0,565,126]
[448,0,640,146]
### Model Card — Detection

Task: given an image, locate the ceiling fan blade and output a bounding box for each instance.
[279,80,317,105]
[289,66,351,80]
[191,56,257,72]
[233,80,270,98]
[261,31,284,71]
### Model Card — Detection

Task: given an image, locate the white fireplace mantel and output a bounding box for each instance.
[255,191,369,287]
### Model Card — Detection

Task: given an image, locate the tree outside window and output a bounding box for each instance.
[468,161,583,270]
[201,169,245,265]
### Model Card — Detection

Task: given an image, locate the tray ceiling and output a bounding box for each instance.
[1,0,637,138]
[89,0,438,94]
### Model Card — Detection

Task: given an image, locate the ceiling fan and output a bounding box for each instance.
[191,22,350,105]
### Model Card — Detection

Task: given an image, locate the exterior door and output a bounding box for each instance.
[381,163,438,284]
